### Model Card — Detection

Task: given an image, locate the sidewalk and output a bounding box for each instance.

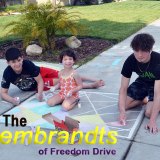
[1,19,160,160]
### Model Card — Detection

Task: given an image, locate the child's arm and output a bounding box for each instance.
[71,71,83,94]
[1,73,20,105]
[34,74,44,101]
[50,71,60,92]
[50,82,60,92]
[1,88,20,105]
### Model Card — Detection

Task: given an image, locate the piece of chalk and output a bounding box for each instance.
[78,103,81,108]
[16,97,20,100]
[67,92,72,98]
[121,120,126,126]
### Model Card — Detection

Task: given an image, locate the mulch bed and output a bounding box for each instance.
[0,37,113,64]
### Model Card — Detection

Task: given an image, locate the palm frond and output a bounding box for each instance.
[5,2,85,51]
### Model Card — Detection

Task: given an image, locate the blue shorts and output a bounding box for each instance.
[127,81,154,101]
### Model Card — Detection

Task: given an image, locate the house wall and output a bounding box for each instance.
[28,0,74,6]
[5,0,24,6]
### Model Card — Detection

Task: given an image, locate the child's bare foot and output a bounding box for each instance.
[92,80,105,88]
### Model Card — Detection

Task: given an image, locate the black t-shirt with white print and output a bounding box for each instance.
[1,60,40,91]
[121,51,160,86]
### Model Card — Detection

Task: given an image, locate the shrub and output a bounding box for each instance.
[6,3,83,51]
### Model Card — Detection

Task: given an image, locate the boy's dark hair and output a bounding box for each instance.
[5,48,22,61]
[59,49,77,63]
[130,33,155,52]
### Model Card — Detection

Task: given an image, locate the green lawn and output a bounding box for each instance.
[0,15,20,43]
[1,1,160,43]
[1,4,24,12]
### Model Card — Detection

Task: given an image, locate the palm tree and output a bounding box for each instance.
[6,3,83,51]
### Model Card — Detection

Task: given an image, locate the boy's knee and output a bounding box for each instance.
[145,110,151,118]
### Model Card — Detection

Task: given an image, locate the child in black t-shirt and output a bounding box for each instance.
[118,33,160,134]
[1,48,44,105]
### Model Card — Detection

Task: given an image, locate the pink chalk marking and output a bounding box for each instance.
[107,121,126,127]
